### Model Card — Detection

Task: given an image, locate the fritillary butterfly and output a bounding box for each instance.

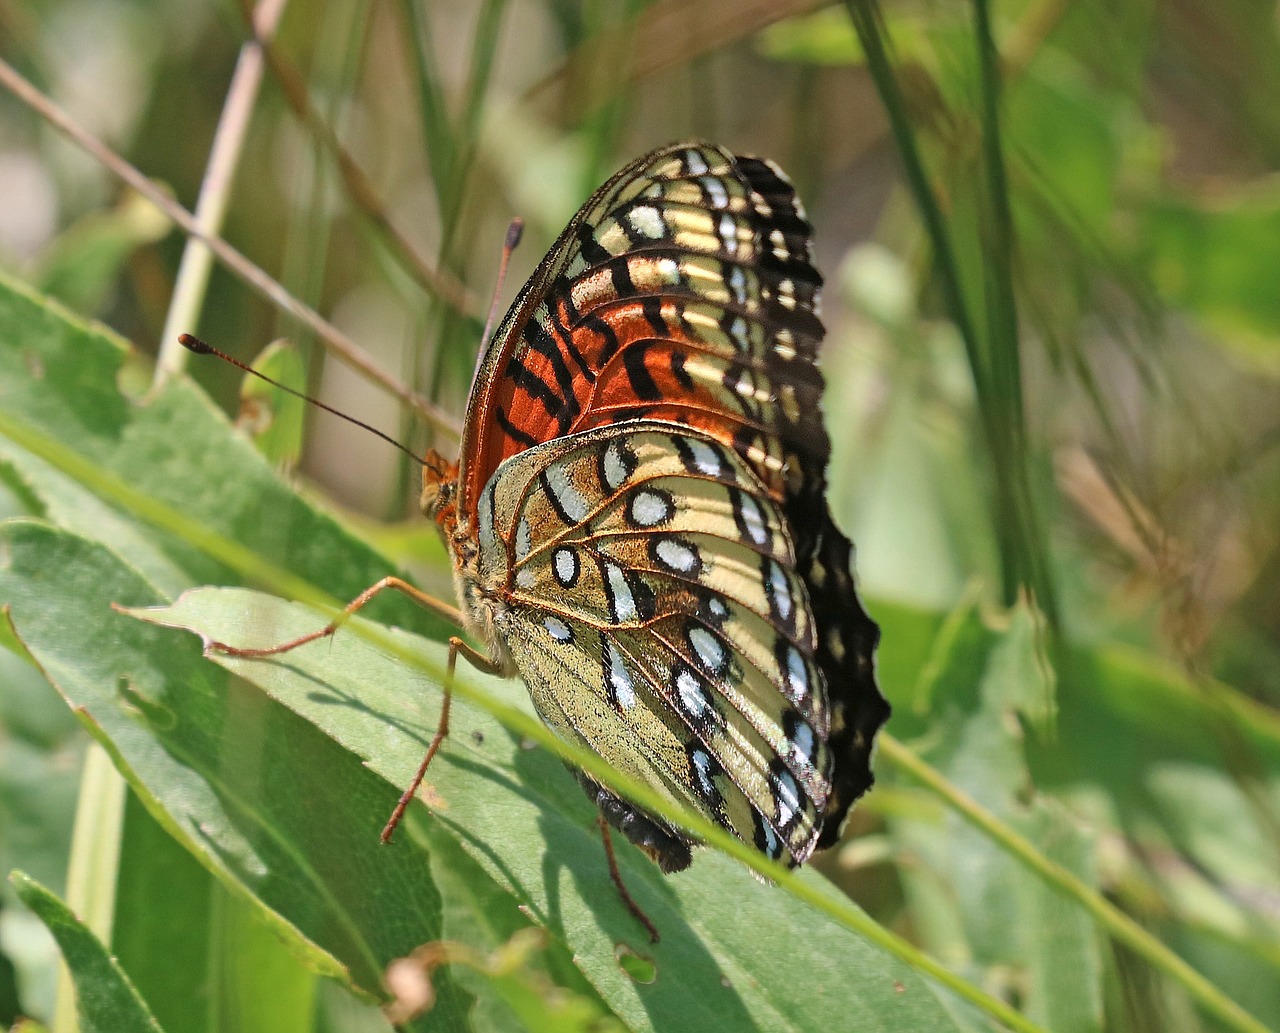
[193,142,890,902]
[419,141,890,872]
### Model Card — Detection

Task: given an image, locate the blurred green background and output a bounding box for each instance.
[1,1,1278,1031]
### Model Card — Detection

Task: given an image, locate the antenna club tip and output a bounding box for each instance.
[179,333,213,355]
[506,218,524,249]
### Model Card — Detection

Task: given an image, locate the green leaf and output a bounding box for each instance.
[384,930,625,1032]
[10,871,166,1033]
[111,793,220,1033]
[0,521,475,1031]
[0,271,449,637]
[889,598,1104,1029]
[1145,186,1280,350]
[1032,642,1280,1017]
[30,193,170,316]
[0,261,1000,1033]
[1011,806,1102,1033]
[0,654,80,1024]
[0,508,973,1031]
[0,438,194,597]
[420,825,605,1033]
[113,793,319,1033]
[122,585,968,1032]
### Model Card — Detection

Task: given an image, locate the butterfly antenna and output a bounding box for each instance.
[179,333,427,466]
[478,218,524,353]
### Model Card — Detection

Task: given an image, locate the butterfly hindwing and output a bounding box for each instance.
[475,421,832,866]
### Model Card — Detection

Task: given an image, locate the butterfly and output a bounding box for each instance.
[415,141,890,874]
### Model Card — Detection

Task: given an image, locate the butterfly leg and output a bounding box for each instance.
[196,577,499,846]
[201,576,463,657]
[380,636,504,844]
[597,814,661,944]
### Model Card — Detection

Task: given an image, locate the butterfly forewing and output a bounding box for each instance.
[475,421,832,865]
[460,142,828,514]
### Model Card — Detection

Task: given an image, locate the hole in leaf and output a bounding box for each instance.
[614,942,656,983]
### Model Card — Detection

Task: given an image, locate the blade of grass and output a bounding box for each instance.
[401,0,457,211]
[525,0,827,124]
[843,1,986,401]
[51,744,128,1033]
[266,0,364,438]
[401,0,512,437]
[399,0,511,250]
[879,733,1273,1033]
[568,2,644,195]
[441,0,510,239]
[971,0,1058,626]
[244,3,477,316]
[973,0,1021,427]
[844,0,1059,623]
[14,872,167,1033]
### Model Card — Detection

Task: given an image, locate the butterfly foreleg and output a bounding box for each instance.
[380,634,504,844]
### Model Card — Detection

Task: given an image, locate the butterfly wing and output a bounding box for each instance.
[457,141,826,515]
[807,519,888,847]
[456,141,887,852]
[474,421,832,867]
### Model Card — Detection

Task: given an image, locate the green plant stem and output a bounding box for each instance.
[879,734,1273,1033]
[154,0,289,385]
[52,743,128,1033]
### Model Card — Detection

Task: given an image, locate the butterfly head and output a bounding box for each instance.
[420,449,460,529]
